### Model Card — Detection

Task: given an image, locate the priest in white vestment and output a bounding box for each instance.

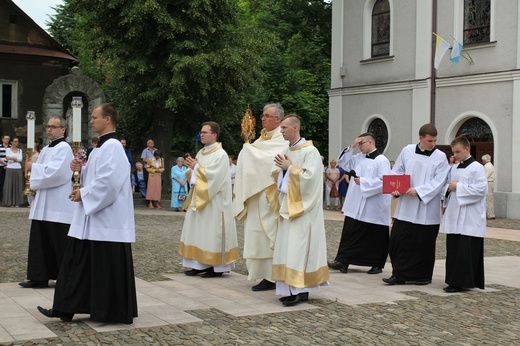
[442,136,487,293]
[329,133,391,275]
[271,115,329,306]
[234,103,288,291]
[383,124,449,286]
[20,116,74,288]
[179,121,239,278]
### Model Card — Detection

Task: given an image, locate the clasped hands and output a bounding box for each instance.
[185,156,198,169]
[274,154,291,170]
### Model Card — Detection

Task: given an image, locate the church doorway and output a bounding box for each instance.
[437,117,494,163]
[456,117,494,164]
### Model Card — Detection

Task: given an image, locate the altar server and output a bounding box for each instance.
[328,133,391,275]
[441,136,487,293]
[20,116,74,288]
[383,124,449,285]
[38,103,137,324]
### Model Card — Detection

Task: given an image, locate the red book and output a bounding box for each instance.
[383,175,411,194]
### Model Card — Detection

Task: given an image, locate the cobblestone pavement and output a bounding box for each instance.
[1,206,520,345]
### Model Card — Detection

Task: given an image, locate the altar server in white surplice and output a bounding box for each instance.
[441,136,487,293]
[383,124,449,286]
[19,116,74,289]
[271,114,329,307]
[179,121,239,278]
[328,132,391,275]
[234,103,288,292]
[38,103,138,324]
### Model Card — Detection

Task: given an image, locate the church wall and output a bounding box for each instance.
[338,89,413,160]
[435,0,518,75]
[341,0,418,87]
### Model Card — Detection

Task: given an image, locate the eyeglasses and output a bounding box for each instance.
[199,131,212,135]
[45,125,64,130]
[357,141,369,147]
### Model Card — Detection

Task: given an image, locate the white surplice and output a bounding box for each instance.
[442,159,487,237]
[392,144,449,225]
[29,139,75,224]
[337,147,391,226]
[68,137,135,243]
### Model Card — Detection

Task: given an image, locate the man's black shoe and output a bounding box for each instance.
[367,266,383,274]
[413,280,432,286]
[200,267,223,278]
[252,279,276,291]
[382,276,404,285]
[184,268,210,276]
[443,285,463,293]
[37,306,73,322]
[19,280,48,288]
[282,293,309,306]
[328,261,348,273]
[279,292,309,303]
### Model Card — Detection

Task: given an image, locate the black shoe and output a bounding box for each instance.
[328,261,348,273]
[282,293,309,306]
[200,268,223,278]
[413,280,432,286]
[19,280,48,288]
[252,279,276,291]
[279,292,309,303]
[184,268,210,276]
[443,285,463,293]
[367,266,383,274]
[382,276,404,285]
[37,306,73,322]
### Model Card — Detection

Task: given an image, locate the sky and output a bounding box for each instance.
[12,0,64,32]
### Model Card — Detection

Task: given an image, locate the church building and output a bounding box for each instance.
[328,0,519,218]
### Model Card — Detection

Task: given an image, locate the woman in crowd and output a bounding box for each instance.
[338,165,349,212]
[146,150,164,208]
[325,159,340,210]
[132,161,148,199]
[4,137,23,207]
[170,157,188,211]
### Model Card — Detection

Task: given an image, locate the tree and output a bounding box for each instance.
[240,0,332,157]
[49,0,270,191]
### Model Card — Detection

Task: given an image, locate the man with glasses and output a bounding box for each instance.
[234,103,288,292]
[0,135,10,203]
[179,121,238,278]
[328,133,391,275]
[383,124,449,286]
[19,116,74,288]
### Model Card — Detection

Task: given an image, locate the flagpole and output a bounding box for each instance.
[430,0,438,126]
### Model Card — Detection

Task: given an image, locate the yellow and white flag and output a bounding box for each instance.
[434,34,450,69]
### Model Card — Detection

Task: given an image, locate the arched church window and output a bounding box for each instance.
[367,118,388,152]
[371,0,390,57]
[464,0,490,45]
[456,117,493,142]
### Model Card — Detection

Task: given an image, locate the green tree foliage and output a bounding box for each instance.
[47,0,332,160]
[241,0,332,156]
